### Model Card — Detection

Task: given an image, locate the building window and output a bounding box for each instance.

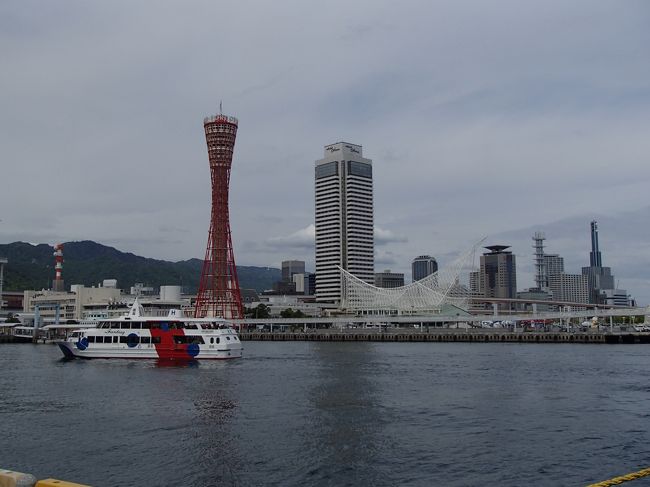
[315,161,338,179]
[347,161,372,178]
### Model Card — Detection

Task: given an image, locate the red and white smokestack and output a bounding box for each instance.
[54,243,64,282]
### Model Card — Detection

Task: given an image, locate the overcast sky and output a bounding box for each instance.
[1,1,649,304]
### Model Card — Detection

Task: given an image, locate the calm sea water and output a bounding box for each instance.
[2,342,650,486]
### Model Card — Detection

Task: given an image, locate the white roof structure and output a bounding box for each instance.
[340,240,483,314]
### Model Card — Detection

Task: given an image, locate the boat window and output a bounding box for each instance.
[110,323,120,329]
[210,337,214,344]
[189,336,205,344]
[152,336,161,344]
[141,336,151,344]
[141,322,151,329]
[120,323,130,329]
[132,322,141,329]
[185,323,198,330]
[173,335,188,344]
[88,336,95,343]
[216,337,220,344]
[119,336,128,344]
[226,336,231,341]
[150,322,160,330]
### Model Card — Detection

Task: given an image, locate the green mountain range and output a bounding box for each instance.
[0,241,280,293]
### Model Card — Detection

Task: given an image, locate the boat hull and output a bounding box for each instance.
[57,340,242,360]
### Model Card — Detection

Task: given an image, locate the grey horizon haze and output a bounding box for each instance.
[1,1,649,304]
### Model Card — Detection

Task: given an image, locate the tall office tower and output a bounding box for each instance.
[412,255,438,282]
[194,112,243,319]
[315,142,374,304]
[581,220,614,304]
[282,260,305,282]
[480,245,517,299]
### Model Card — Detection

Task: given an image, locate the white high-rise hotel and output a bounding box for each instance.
[315,142,374,304]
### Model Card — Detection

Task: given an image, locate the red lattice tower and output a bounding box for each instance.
[194,113,243,319]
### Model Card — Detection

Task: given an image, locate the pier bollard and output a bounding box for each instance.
[35,480,91,487]
[0,469,37,487]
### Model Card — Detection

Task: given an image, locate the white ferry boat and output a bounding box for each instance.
[57,300,242,360]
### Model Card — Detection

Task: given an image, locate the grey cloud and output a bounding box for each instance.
[1,0,648,303]
[374,226,407,246]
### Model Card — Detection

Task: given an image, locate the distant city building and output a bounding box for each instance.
[240,288,260,304]
[374,270,405,289]
[479,245,517,300]
[469,270,481,295]
[544,254,564,280]
[131,283,155,296]
[282,260,305,282]
[24,286,123,321]
[315,142,374,304]
[273,280,297,295]
[0,290,23,317]
[549,273,589,305]
[601,289,633,307]
[412,255,438,282]
[293,273,305,294]
[292,272,316,296]
[581,221,616,304]
[516,289,554,312]
[306,272,316,296]
[23,284,188,323]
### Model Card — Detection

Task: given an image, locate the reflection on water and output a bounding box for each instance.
[2,343,650,486]
[306,343,391,485]
[154,358,200,368]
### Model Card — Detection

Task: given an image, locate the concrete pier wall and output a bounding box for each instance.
[239,330,650,344]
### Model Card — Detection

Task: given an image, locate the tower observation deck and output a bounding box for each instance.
[194,113,243,319]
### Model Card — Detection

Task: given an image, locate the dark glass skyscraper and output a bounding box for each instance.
[412,255,438,282]
[480,245,517,299]
[581,220,614,304]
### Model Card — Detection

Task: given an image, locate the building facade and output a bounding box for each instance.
[581,221,615,304]
[282,260,305,282]
[374,270,405,289]
[412,255,438,282]
[479,245,517,299]
[292,272,316,296]
[315,142,374,304]
[544,254,564,281]
[548,273,589,305]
